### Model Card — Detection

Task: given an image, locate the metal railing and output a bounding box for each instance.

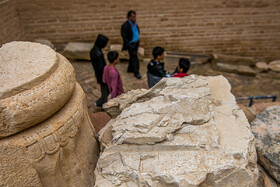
[236,95,277,107]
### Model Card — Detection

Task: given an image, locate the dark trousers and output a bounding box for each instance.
[95,82,109,107]
[127,42,139,75]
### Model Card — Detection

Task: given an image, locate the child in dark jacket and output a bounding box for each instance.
[147,46,170,88]
[103,51,124,99]
[172,58,190,78]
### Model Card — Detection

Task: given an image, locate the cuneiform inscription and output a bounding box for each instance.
[26,101,83,162]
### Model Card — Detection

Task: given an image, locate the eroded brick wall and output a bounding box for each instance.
[0,0,24,46]
[3,0,280,60]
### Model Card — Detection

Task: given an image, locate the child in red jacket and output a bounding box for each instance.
[172,58,190,78]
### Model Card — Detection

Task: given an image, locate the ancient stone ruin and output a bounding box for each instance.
[3,41,280,186]
[96,76,259,186]
[0,42,99,186]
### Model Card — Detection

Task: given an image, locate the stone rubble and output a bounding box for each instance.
[62,42,93,60]
[95,75,259,186]
[256,62,269,72]
[251,105,280,183]
[268,60,280,72]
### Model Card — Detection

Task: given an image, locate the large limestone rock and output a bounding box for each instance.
[268,60,280,72]
[62,42,93,60]
[0,42,76,138]
[0,83,99,186]
[211,54,257,76]
[212,63,256,76]
[95,75,259,186]
[212,54,256,66]
[256,62,269,72]
[251,106,280,183]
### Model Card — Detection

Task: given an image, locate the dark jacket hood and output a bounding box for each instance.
[95,34,109,49]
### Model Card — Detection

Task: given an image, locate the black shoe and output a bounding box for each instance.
[135,74,142,79]
[94,102,102,109]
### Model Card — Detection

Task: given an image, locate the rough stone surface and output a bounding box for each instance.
[268,60,280,72]
[110,44,144,61]
[256,62,269,72]
[212,54,256,66]
[62,42,93,60]
[0,83,99,187]
[211,54,258,76]
[95,75,259,186]
[257,164,278,187]
[251,106,280,183]
[212,63,256,76]
[0,42,76,138]
[103,89,147,118]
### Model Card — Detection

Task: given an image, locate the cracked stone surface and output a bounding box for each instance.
[251,105,280,183]
[95,75,259,186]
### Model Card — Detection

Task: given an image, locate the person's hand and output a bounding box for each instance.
[165,72,171,78]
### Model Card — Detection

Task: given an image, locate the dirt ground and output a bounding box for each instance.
[70,58,280,114]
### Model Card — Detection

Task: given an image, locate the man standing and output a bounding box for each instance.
[90,34,109,108]
[121,10,142,79]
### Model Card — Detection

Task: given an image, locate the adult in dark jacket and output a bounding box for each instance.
[121,10,141,79]
[147,46,170,88]
[90,34,109,108]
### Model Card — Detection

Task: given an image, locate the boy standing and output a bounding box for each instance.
[172,58,190,78]
[103,51,124,99]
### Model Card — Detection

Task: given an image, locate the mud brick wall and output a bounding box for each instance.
[0,0,24,45]
[2,0,280,60]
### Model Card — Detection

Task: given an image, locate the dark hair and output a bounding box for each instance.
[127,10,136,18]
[107,51,119,63]
[179,58,190,73]
[152,46,165,59]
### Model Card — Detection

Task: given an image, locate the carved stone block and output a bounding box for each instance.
[0,42,76,138]
[0,83,99,186]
